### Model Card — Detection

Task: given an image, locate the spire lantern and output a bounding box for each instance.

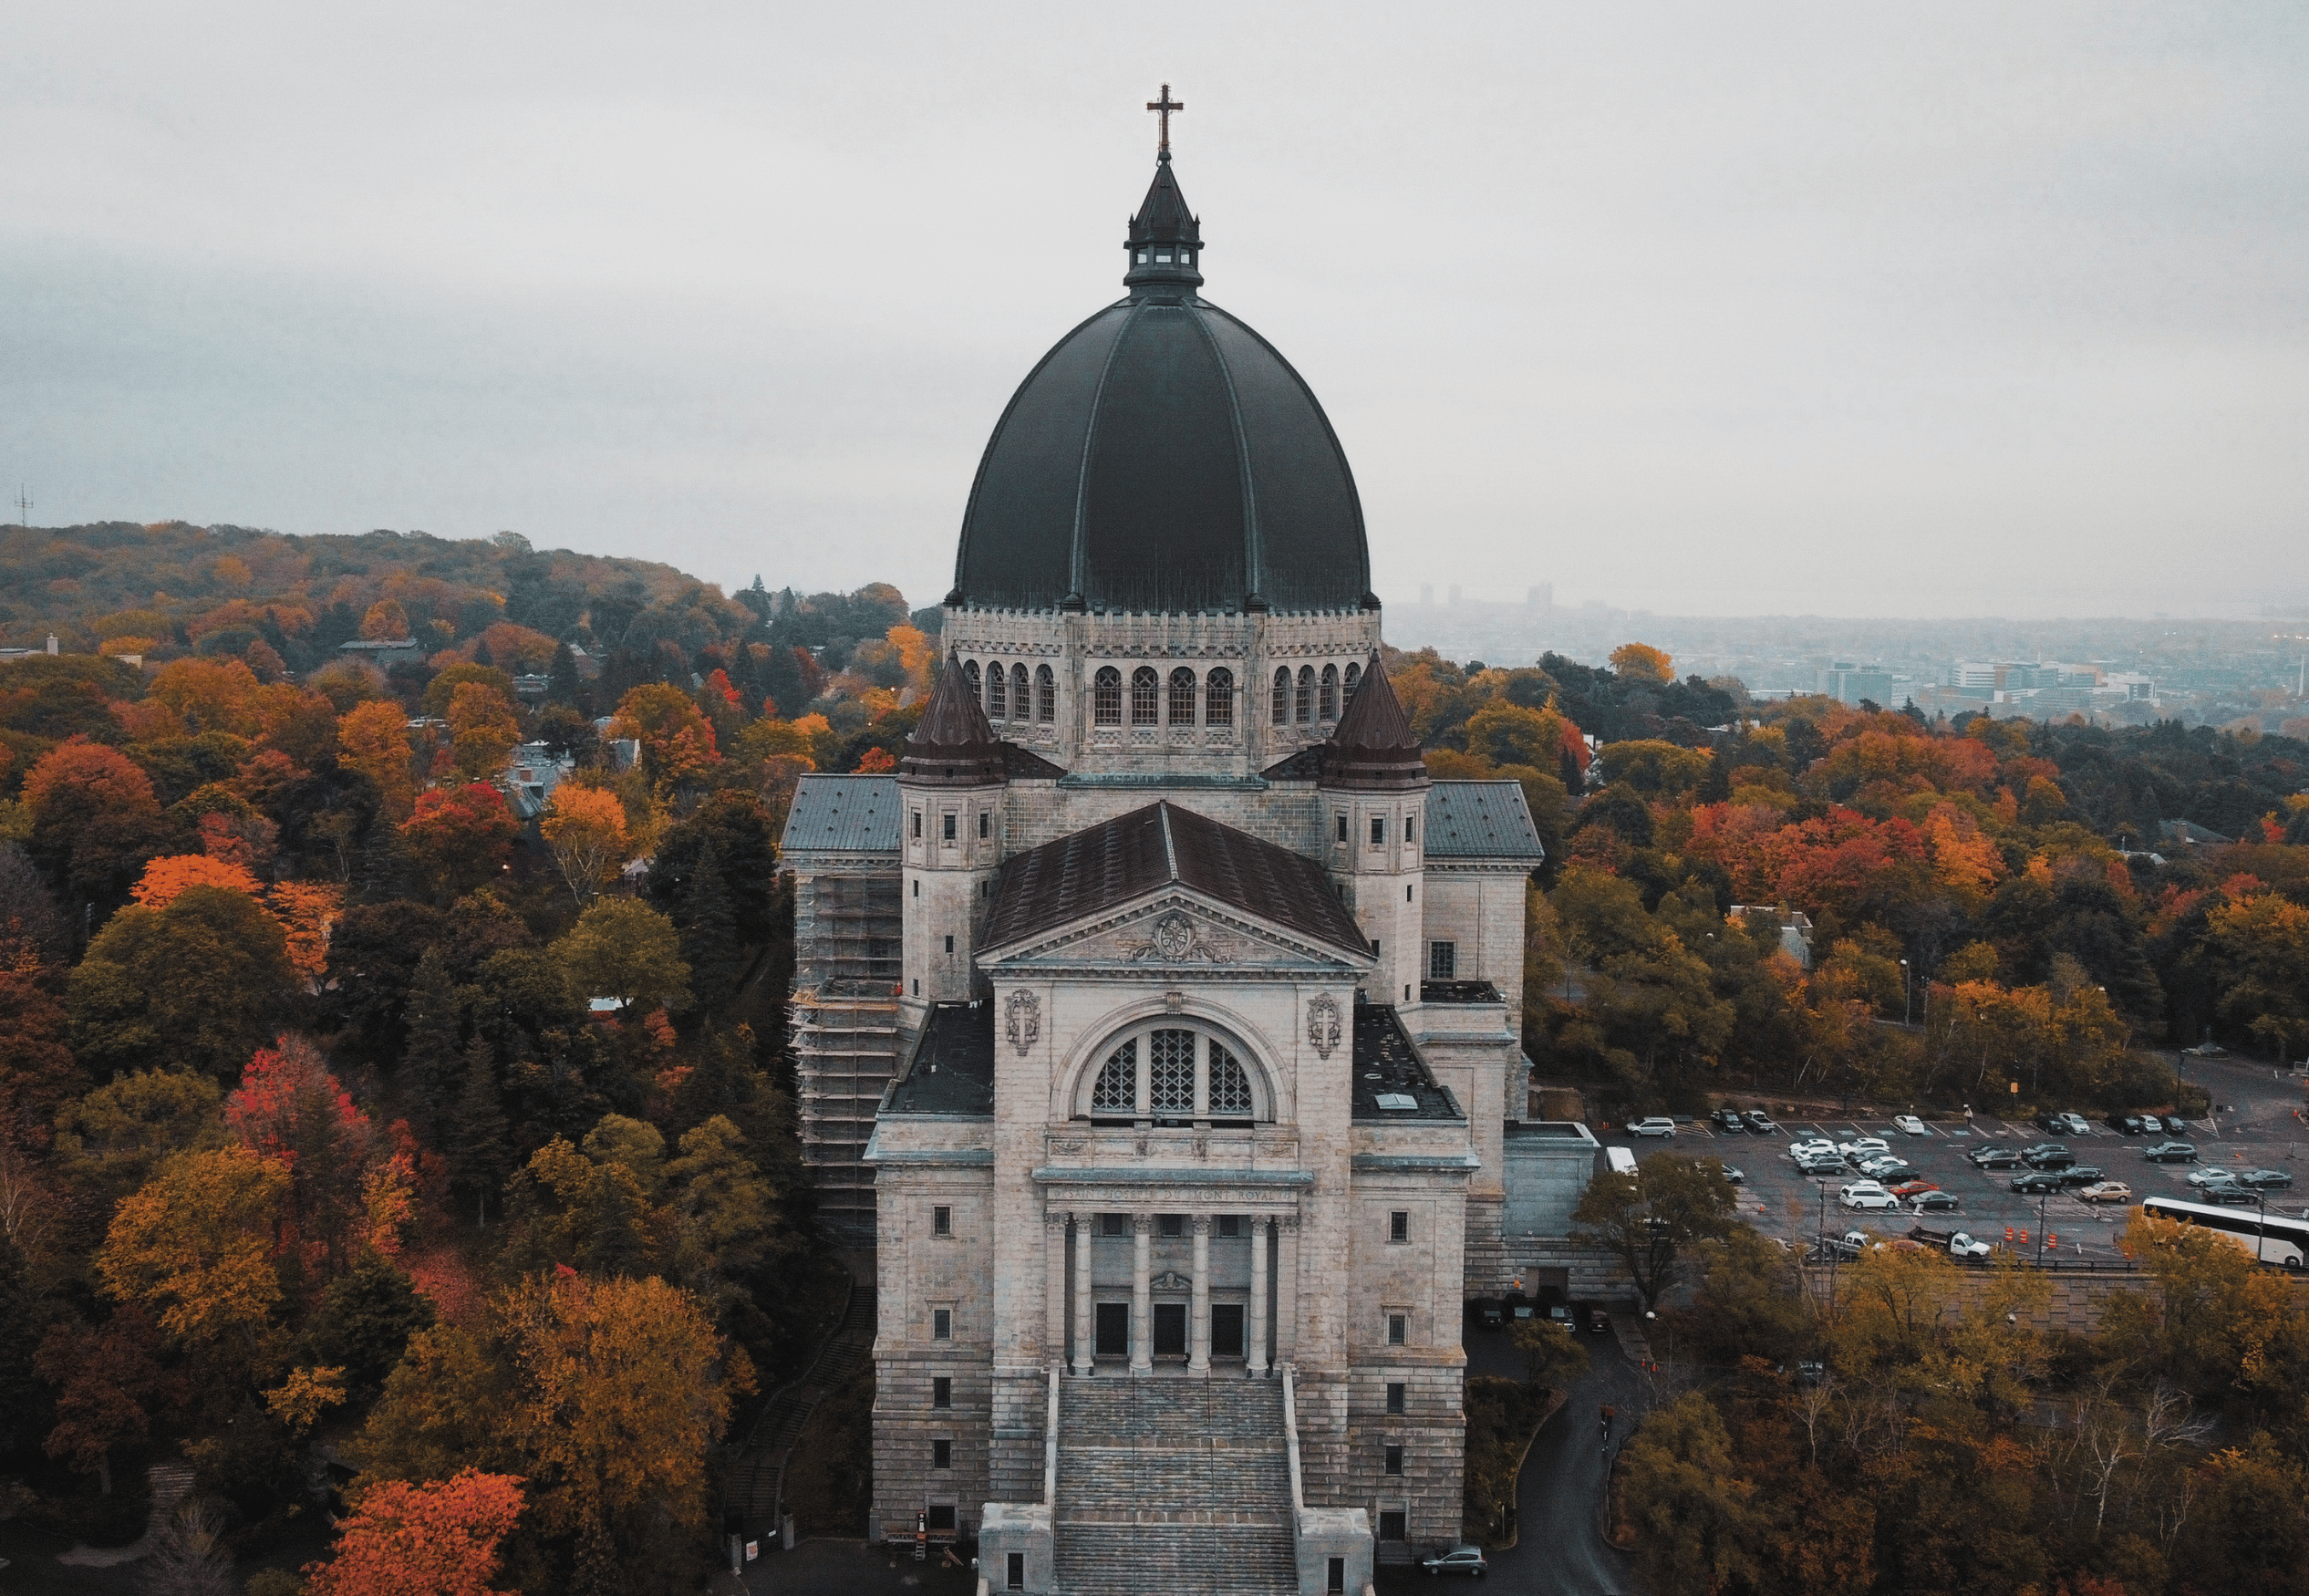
[1125,85,1203,294]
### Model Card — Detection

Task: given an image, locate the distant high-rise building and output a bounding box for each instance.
[1526,583,1553,612]
[1818,662,1894,706]
[1419,584,1434,606]
[1448,584,1462,606]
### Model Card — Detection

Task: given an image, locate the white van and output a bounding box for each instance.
[1606,1146,1638,1176]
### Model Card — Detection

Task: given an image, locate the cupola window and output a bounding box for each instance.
[1011,664,1029,720]
[1168,668,1196,725]
[1320,664,1339,722]
[1035,664,1057,722]
[1296,666,1314,724]
[987,662,1007,720]
[1272,668,1290,723]
[1093,667,1123,725]
[1206,668,1234,726]
[1343,661,1362,700]
[1131,667,1160,726]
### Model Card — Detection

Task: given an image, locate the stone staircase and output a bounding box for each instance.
[1052,1377,1298,1596]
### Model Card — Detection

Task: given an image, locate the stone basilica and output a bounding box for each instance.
[779,122,1546,1594]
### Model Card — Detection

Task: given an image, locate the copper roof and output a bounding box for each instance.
[981,800,1369,959]
[1319,658,1428,790]
[898,656,1006,785]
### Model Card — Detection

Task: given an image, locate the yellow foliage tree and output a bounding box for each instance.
[539,785,629,907]
[447,681,520,783]
[268,880,346,986]
[1610,642,1674,683]
[337,700,417,820]
[360,600,411,640]
[98,1145,288,1349]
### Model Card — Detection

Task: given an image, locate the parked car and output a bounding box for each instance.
[2076,1181,2132,1204]
[1786,1139,1838,1161]
[2148,1115,2190,1135]
[1909,1190,1962,1213]
[1839,1137,1891,1159]
[2023,1145,2076,1170]
[1586,1306,1610,1335]
[1421,1544,1488,1578]
[1795,1156,1846,1176]
[1888,1178,1940,1197]
[1630,1117,1677,1138]
[1838,1179,1890,1199]
[1712,1108,1746,1133]
[2143,1141,2198,1163]
[2237,1168,2295,1191]
[2205,1183,2261,1205]
[1892,1114,1928,1136]
[2056,1166,2106,1188]
[1841,1189,1901,1212]
[1947,1231,1995,1259]
[2186,1167,2241,1189]
[2011,1172,2064,1195]
[1744,1110,1776,1133]
[1856,1152,1910,1174]
[1969,1145,2024,1169]
[1719,1166,1745,1185]
[2107,1114,2148,1135]
[1475,1299,1504,1330]
[2035,1113,2071,1135]
[2059,1112,2092,1135]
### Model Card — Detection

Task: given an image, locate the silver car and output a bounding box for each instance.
[1422,1545,1488,1578]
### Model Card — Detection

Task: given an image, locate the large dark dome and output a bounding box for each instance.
[950,156,1374,617]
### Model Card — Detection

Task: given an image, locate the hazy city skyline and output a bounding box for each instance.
[5,4,2304,619]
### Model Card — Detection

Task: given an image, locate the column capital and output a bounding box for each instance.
[1133,1213,1154,1235]
[1045,1211,1070,1233]
[1191,1214,1213,1236]
[1277,1214,1300,1233]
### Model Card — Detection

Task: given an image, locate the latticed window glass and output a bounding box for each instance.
[1149,1029,1196,1114]
[1296,666,1314,723]
[1093,667,1122,725]
[1272,668,1289,723]
[1092,1040,1136,1113]
[964,659,981,700]
[1208,1042,1252,1116]
[1206,668,1234,726]
[1167,668,1196,724]
[1131,667,1160,726]
[1011,665,1030,720]
[1343,662,1362,701]
[1036,665,1056,721]
[986,660,1007,719]
[1319,664,1339,721]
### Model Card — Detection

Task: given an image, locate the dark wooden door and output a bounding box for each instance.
[1209,1303,1244,1357]
[1153,1302,1186,1356]
[1094,1302,1130,1356]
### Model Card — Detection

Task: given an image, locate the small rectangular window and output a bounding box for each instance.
[1429,941,1456,979]
[1384,1444,1404,1477]
[1370,815,1385,846]
[1405,885,1413,902]
[1102,1213,1126,1238]
[912,812,922,838]
[1379,1509,1406,1542]
[1218,1215,1240,1238]
[1370,938,1381,956]
[1386,1382,1406,1415]
[1405,814,1415,844]
[1387,1312,1407,1346]
[1159,1215,1183,1238]
[932,1308,952,1341]
[1389,1210,1409,1244]
[933,1376,952,1409]
[932,1438,952,1469]
[927,1505,957,1531]
[942,814,957,842]
[1328,1557,1346,1593]
[979,812,989,839]
[913,878,919,897]
[1008,1552,1026,1591]
[933,1205,951,1236]
[1336,814,1348,843]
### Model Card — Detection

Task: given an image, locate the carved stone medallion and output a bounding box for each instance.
[1123,911,1237,965]
[1307,994,1341,1059]
[1005,990,1041,1055]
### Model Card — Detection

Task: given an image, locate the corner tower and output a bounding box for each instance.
[898,657,1008,1012]
[1318,658,1431,1006]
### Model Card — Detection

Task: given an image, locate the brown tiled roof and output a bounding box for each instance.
[1320,656,1428,790]
[899,655,1005,785]
[982,800,1368,958]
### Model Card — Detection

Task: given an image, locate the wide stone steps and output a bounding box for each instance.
[1054,1378,1296,1596]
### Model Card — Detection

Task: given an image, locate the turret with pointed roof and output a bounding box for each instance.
[898,654,1007,787]
[1124,152,1204,295]
[1320,655,1429,790]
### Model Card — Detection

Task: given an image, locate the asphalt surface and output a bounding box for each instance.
[1619,1054,2309,1264]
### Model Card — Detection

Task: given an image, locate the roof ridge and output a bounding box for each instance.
[1158,801,1179,880]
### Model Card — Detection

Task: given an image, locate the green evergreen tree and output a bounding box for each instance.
[448,1035,511,1225]
[675,840,742,1016]
[300,1252,437,1396]
[1698,752,1732,806]
[547,640,587,711]
[400,946,464,1137]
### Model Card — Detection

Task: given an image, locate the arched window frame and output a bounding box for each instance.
[1074,1020,1269,1124]
[1271,668,1290,724]
[963,659,982,701]
[1010,664,1030,721]
[986,660,1007,720]
[1131,666,1160,726]
[1295,665,1314,724]
[1035,664,1056,722]
[1343,662,1362,702]
[1167,667,1196,726]
[1092,667,1122,725]
[1206,667,1234,727]
[1319,663,1340,722]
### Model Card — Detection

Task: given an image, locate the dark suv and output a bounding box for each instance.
[1713,1109,1746,1133]
[2143,1141,2197,1164]
[2055,1166,2105,1187]
[2107,1114,2148,1135]
[1969,1145,2024,1169]
[2021,1144,2076,1169]
[2011,1171,2065,1195]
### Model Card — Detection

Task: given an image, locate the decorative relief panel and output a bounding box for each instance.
[1307,994,1342,1059]
[1004,990,1041,1055]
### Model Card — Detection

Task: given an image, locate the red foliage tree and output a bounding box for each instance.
[23,739,166,907]
[399,783,517,899]
[226,1035,384,1280]
[303,1468,526,1596]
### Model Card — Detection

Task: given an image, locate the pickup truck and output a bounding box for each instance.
[1910,1223,1994,1259]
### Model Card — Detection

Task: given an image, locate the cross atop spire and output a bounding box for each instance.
[1146,84,1184,155]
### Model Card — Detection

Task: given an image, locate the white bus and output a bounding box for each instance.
[2139,1195,2308,1269]
[1605,1146,1638,1177]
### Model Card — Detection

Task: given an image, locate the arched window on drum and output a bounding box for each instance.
[1011,665,1030,721]
[1093,668,1122,725]
[1343,661,1362,703]
[1131,667,1160,726]
[986,660,1006,719]
[1206,668,1234,727]
[1271,668,1290,724]
[963,659,981,702]
[1035,664,1056,722]
[1167,668,1196,725]
[1319,663,1339,722]
[1295,666,1314,724]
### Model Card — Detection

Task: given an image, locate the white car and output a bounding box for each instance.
[1629,1117,1677,1138]
[1786,1139,1838,1161]
[1839,1137,1891,1160]
[1840,1189,1900,1212]
[1892,1114,1928,1136]
[2186,1167,2242,1189]
[1838,1179,1890,1201]
[1857,1156,1912,1179]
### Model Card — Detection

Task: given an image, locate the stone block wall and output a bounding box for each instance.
[1336,1363,1467,1558]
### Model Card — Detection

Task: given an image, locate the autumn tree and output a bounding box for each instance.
[539,784,627,907]
[1620,1392,1758,1592]
[67,885,298,1077]
[609,682,719,795]
[301,1252,438,1397]
[97,1144,288,1352]
[1571,1153,1738,1311]
[24,740,167,909]
[555,898,689,1014]
[1610,641,1675,684]
[304,1469,527,1596]
[338,699,417,821]
[400,783,518,900]
[226,1035,387,1279]
[360,599,412,640]
[448,680,521,782]
[34,1307,174,1494]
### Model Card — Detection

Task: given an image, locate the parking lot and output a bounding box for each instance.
[1618,1054,2309,1264]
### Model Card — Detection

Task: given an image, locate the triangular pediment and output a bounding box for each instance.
[982,888,1369,974]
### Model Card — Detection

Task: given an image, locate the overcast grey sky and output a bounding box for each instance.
[5,3,2304,618]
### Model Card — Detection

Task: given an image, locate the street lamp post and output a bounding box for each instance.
[2036,1188,2049,1268]
[1900,959,1912,1028]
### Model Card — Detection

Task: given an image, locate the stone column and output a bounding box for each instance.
[1247,1217,1270,1377]
[1072,1211,1094,1374]
[1276,1213,1301,1368]
[1131,1214,1153,1374]
[1189,1216,1212,1373]
[1044,1211,1070,1371]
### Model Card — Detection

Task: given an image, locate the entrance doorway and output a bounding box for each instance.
[1094,1302,1130,1358]
[1210,1303,1244,1358]
[1153,1302,1187,1357]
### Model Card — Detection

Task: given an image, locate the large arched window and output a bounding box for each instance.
[1011,664,1030,722]
[1036,664,1056,722]
[1093,668,1122,725]
[1206,668,1234,727]
[1167,667,1196,725]
[986,660,1007,720]
[1319,663,1340,722]
[1272,668,1290,724]
[1078,1022,1266,1124]
[1295,666,1314,724]
[964,659,982,701]
[1131,667,1160,726]
[1343,661,1362,702]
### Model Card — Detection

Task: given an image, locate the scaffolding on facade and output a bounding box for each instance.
[789,870,903,1236]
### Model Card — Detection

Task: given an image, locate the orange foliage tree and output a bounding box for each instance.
[447,681,521,782]
[338,699,418,820]
[400,784,518,899]
[609,683,719,795]
[539,785,628,907]
[129,854,264,911]
[225,1034,397,1279]
[303,1469,526,1596]
[23,739,166,907]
